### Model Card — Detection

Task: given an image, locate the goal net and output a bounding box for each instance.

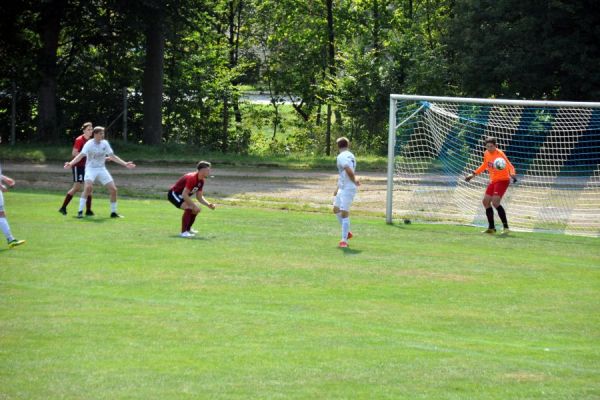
[386,95,600,237]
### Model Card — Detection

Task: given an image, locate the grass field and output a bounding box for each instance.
[0,143,388,171]
[1,192,599,399]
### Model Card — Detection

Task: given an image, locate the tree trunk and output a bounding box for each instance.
[142,18,165,145]
[373,0,381,54]
[325,0,335,156]
[10,81,17,145]
[37,0,66,142]
[222,97,229,152]
[229,1,243,127]
[326,103,332,156]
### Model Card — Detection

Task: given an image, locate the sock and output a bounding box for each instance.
[335,212,343,225]
[485,207,495,229]
[86,195,92,212]
[341,217,350,241]
[61,193,73,209]
[79,196,87,213]
[182,209,193,233]
[495,205,509,229]
[0,217,14,242]
[189,213,197,230]
[110,202,117,213]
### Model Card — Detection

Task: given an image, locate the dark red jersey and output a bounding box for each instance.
[73,134,90,168]
[170,172,205,194]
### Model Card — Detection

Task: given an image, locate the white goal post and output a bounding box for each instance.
[386,94,600,237]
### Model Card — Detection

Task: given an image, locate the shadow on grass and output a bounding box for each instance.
[72,216,111,223]
[338,247,362,255]
[168,235,215,241]
[494,233,517,240]
[386,221,599,248]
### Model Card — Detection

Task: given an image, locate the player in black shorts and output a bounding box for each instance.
[59,122,94,215]
[168,161,216,238]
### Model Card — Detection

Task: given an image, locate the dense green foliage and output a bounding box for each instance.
[0,0,598,154]
[1,193,599,398]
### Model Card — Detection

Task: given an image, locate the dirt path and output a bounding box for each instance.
[3,162,390,214]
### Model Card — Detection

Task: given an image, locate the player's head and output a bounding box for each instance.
[197,161,211,171]
[336,137,349,150]
[81,122,93,137]
[196,161,212,177]
[484,136,497,151]
[92,126,105,140]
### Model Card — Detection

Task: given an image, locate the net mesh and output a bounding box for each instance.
[390,97,600,237]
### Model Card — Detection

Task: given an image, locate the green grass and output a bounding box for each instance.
[1,192,599,399]
[0,143,387,171]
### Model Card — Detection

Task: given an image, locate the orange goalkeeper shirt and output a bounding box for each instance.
[474,149,515,183]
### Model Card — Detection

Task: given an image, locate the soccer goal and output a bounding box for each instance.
[386,95,600,237]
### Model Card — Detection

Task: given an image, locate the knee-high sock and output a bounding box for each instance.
[79,196,87,212]
[61,193,73,209]
[341,217,350,241]
[335,212,343,225]
[485,207,495,229]
[86,195,92,211]
[110,202,117,213]
[189,212,197,230]
[0,217,14,241]
[182,209,193,233]
[495,205,508,228]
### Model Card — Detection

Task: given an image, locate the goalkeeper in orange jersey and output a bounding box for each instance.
[465,136,517,234]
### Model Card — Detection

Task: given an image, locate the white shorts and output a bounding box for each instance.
[84,167,113,186]
[333,188,356,212]
[0,190,4,212]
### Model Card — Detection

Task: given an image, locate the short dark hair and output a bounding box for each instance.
[92,126,105,135]
[484,136,497,145]
[81,122,92,131]
[197,161,211,170]
[336,137,349,149]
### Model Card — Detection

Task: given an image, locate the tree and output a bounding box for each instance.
[142,7,166,145]
[446,0,600,100]
[37,0,67,142]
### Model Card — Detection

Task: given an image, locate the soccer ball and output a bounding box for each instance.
[494,157,506,170]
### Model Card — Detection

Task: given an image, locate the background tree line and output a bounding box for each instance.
[0,0,598,155]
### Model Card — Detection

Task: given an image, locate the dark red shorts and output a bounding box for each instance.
[485,180,510,197]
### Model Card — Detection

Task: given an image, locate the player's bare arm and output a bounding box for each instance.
[65,153,85,168]
[107,155,136,169]
[1,175,15,187]
[344,166,360,186]
[196,191,216,209]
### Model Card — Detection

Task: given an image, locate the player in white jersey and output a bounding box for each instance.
[64,126,136,218]
[333,136,360,248]
[0,136,25,248]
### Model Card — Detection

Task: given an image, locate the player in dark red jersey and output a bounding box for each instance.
[168,161,216,238]
[58,122,94,216]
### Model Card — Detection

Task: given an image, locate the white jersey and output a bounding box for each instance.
[336,150,357,190]
[80,139,114,168]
